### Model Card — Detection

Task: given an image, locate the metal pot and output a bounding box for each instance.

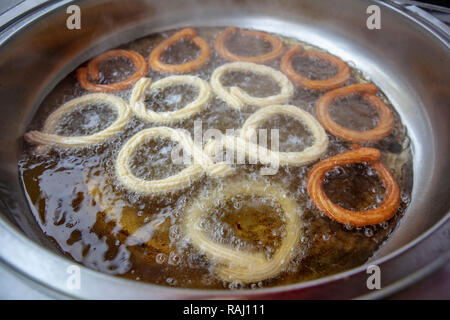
[0,0,448,299]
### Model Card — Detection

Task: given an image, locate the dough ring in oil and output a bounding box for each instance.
[210,62,294,110]
[149,28,211,73]
[130,76,212,123]
[183,180,302,283]
[214,27,284,64]
[115,127,234,195]
[307,146,401,227]
[315,83,394,143]
[205,104,328,168]
[24,93,131,151]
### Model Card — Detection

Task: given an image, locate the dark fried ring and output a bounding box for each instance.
[149,28,211,73]
[281,45,350,90]
[307,146,401,227]
[315,83,394,142]
[214,27,284,64]
[77,49,148,93]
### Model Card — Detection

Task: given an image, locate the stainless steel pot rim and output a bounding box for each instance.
[0,0,448,298]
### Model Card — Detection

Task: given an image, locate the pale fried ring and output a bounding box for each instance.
[238,104,328,166]
[210,61,294,110]
[307,146,401,227]
[316,83,394,142]
[24,93,131,149]
[214,27,284,64]
[149,28,211,73]
[130,76,212,123]
[281,45,350,90]
[76,49,148,93]
[184,180,301,283]
[115,127,233,195]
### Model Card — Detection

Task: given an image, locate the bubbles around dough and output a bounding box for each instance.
[115,127,234,195]
[183,180,302,283]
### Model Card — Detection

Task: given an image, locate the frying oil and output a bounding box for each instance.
[19,27,413,289]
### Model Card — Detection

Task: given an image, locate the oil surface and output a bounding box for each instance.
[19,27,413,289]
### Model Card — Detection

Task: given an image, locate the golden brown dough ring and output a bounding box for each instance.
[184,180,302,283]
[214,27,284,64]
[281,45,350,90]
[77,49,148,93]
[307,146,401,227]
[315,83,394,142]
[149,28,211,73]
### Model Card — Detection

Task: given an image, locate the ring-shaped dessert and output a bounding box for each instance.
[210,61,294,110]
[204,104,328,168]
[281,45,350,90]
[130,75,212,123]
[25,93,131,150]
[184,180,301,283]
[214,27,284,64]
[76,49,148,93]
[149,28,211,73]
[315,83,394,142]
[307,146,401,227]
[238,104,329,166]
[115,127,233,195]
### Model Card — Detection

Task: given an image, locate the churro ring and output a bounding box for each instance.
[130,75,212,123]
[214,27,284,64]
[281,45,350,90]
[77,49,148,93]
[307,146,401,227]
[204,104,328,170]
[115,127,234,195]
[184,180,301,283]
[239,104,328,166]
[24,93,131,150]
[210,61,294,110]
[149,28,211,73]
[315,83,394,142]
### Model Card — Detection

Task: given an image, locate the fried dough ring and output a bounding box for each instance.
[281,45,350,90]
[214,27,284,64]
[307,146,401,227]
[210,61,294,109]
[184,180,301,283]
[204,104,328,168]
[77,49,148,93]
[315,83,395,142]
[24,93,131,150]
[130,75,212,123]
[149,28,211,73]
[115,127,234,195]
